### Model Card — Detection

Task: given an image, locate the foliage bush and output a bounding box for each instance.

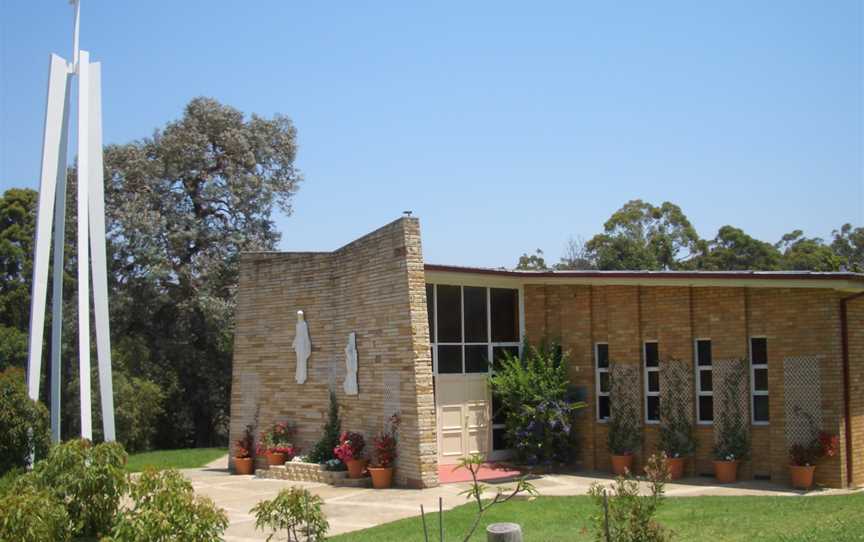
[308,391,342,464]
[26,439,128,538]
[107,468,228,542]
[251,486,329,542]
[66,357,165,453]
[490,343,586,465]
[0,367,50,474]
[588,453,672,542]
[0,483,71,541]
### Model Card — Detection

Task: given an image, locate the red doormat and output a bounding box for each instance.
[438,463,523,484]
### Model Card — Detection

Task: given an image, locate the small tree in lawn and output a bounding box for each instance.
[251,487,328,542]
[588,454,672,542]
[457,454,538,542]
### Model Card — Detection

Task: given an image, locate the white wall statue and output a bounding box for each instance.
[27,0,115,443]
[344,332,358,395]
[292,310,311,384]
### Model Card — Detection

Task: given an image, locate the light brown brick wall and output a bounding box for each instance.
[846,295,864,487]
[525,284,856,488]
[228,217,437,488]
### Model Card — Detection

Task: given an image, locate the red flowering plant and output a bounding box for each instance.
[235,424,255,459]
[257,421,297,456]
[789,431,840,467]
[333,431,366,463]
[371,414,400,468]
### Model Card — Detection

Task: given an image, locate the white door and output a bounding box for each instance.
[436,374,490,465]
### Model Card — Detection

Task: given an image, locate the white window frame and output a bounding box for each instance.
[643,341,660,424]
[595,343,610,422]
[749,336,769,426]
[694,338,713,425]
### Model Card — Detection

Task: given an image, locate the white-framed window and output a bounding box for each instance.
[750,337,769,425]
[695,339,713,424]
[644,341,660,424]
[595,343,610,422]
[426,283,522,451]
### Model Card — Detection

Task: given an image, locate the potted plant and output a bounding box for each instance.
[334,431,367,479]
[658,362,696,480]
[712,418,749,483]
[607,365,641,476]
[368,414,400,489]
[608,414,641,475]
[789,431,839,490]
[234,424,256,475]
[712,360,750,483]
[259,421,297,466]
[658,418,695,480]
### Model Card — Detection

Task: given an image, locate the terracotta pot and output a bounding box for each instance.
[789,465,816,490]
[346,458,368,479]
[234,457,254,475]
[713,460,739,483]
[666,457,685,480]
[611,454,633,476]
[266,452,286,466]
[368,466,394,489]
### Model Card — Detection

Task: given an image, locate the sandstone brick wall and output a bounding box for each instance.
[229,217,437,488]
[525,284,855,488]
[846,294,864,487]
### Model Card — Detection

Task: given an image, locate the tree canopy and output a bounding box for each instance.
[521,200,857,273]
[2,97,302,449]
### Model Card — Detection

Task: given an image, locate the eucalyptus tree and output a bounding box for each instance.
[100,97,302,446]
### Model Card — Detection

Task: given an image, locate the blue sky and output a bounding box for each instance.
[1,1,861,267]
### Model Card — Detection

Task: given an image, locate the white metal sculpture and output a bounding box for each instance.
[292,310,311,384]
[26,0,115,443]
[343,332,358,395]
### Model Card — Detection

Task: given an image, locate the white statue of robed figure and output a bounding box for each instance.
[344,332,358,395]
[293,310,311,384]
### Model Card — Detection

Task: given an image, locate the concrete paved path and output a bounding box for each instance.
[183,464,858,541]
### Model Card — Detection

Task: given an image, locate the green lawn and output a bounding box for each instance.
[330,493,864,542]
[125,447,227,472]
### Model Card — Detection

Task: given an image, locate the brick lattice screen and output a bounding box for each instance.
[783,356,822,447]
[660,359,694,423]
[713,359,749,444]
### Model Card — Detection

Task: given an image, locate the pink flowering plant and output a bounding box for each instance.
[333,431,366,463]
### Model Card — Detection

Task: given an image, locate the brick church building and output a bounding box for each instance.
[229,217,864,489]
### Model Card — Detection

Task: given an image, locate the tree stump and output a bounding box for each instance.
[486,522,523,542]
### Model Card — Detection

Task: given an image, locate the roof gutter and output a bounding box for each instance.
[840,291,864,487]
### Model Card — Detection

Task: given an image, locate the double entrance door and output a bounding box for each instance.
[436,374,491,465]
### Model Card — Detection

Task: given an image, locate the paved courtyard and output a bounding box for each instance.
[190,456,858,541]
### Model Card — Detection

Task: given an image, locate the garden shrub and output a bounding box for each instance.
[588,453,671,542]
[308,391,342,463]
[107,468,228,542]
[27,439,128,538]
[251,486,329,542]
[0,367,50,474]
[0,483,71,542]
[490,343,586,464]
